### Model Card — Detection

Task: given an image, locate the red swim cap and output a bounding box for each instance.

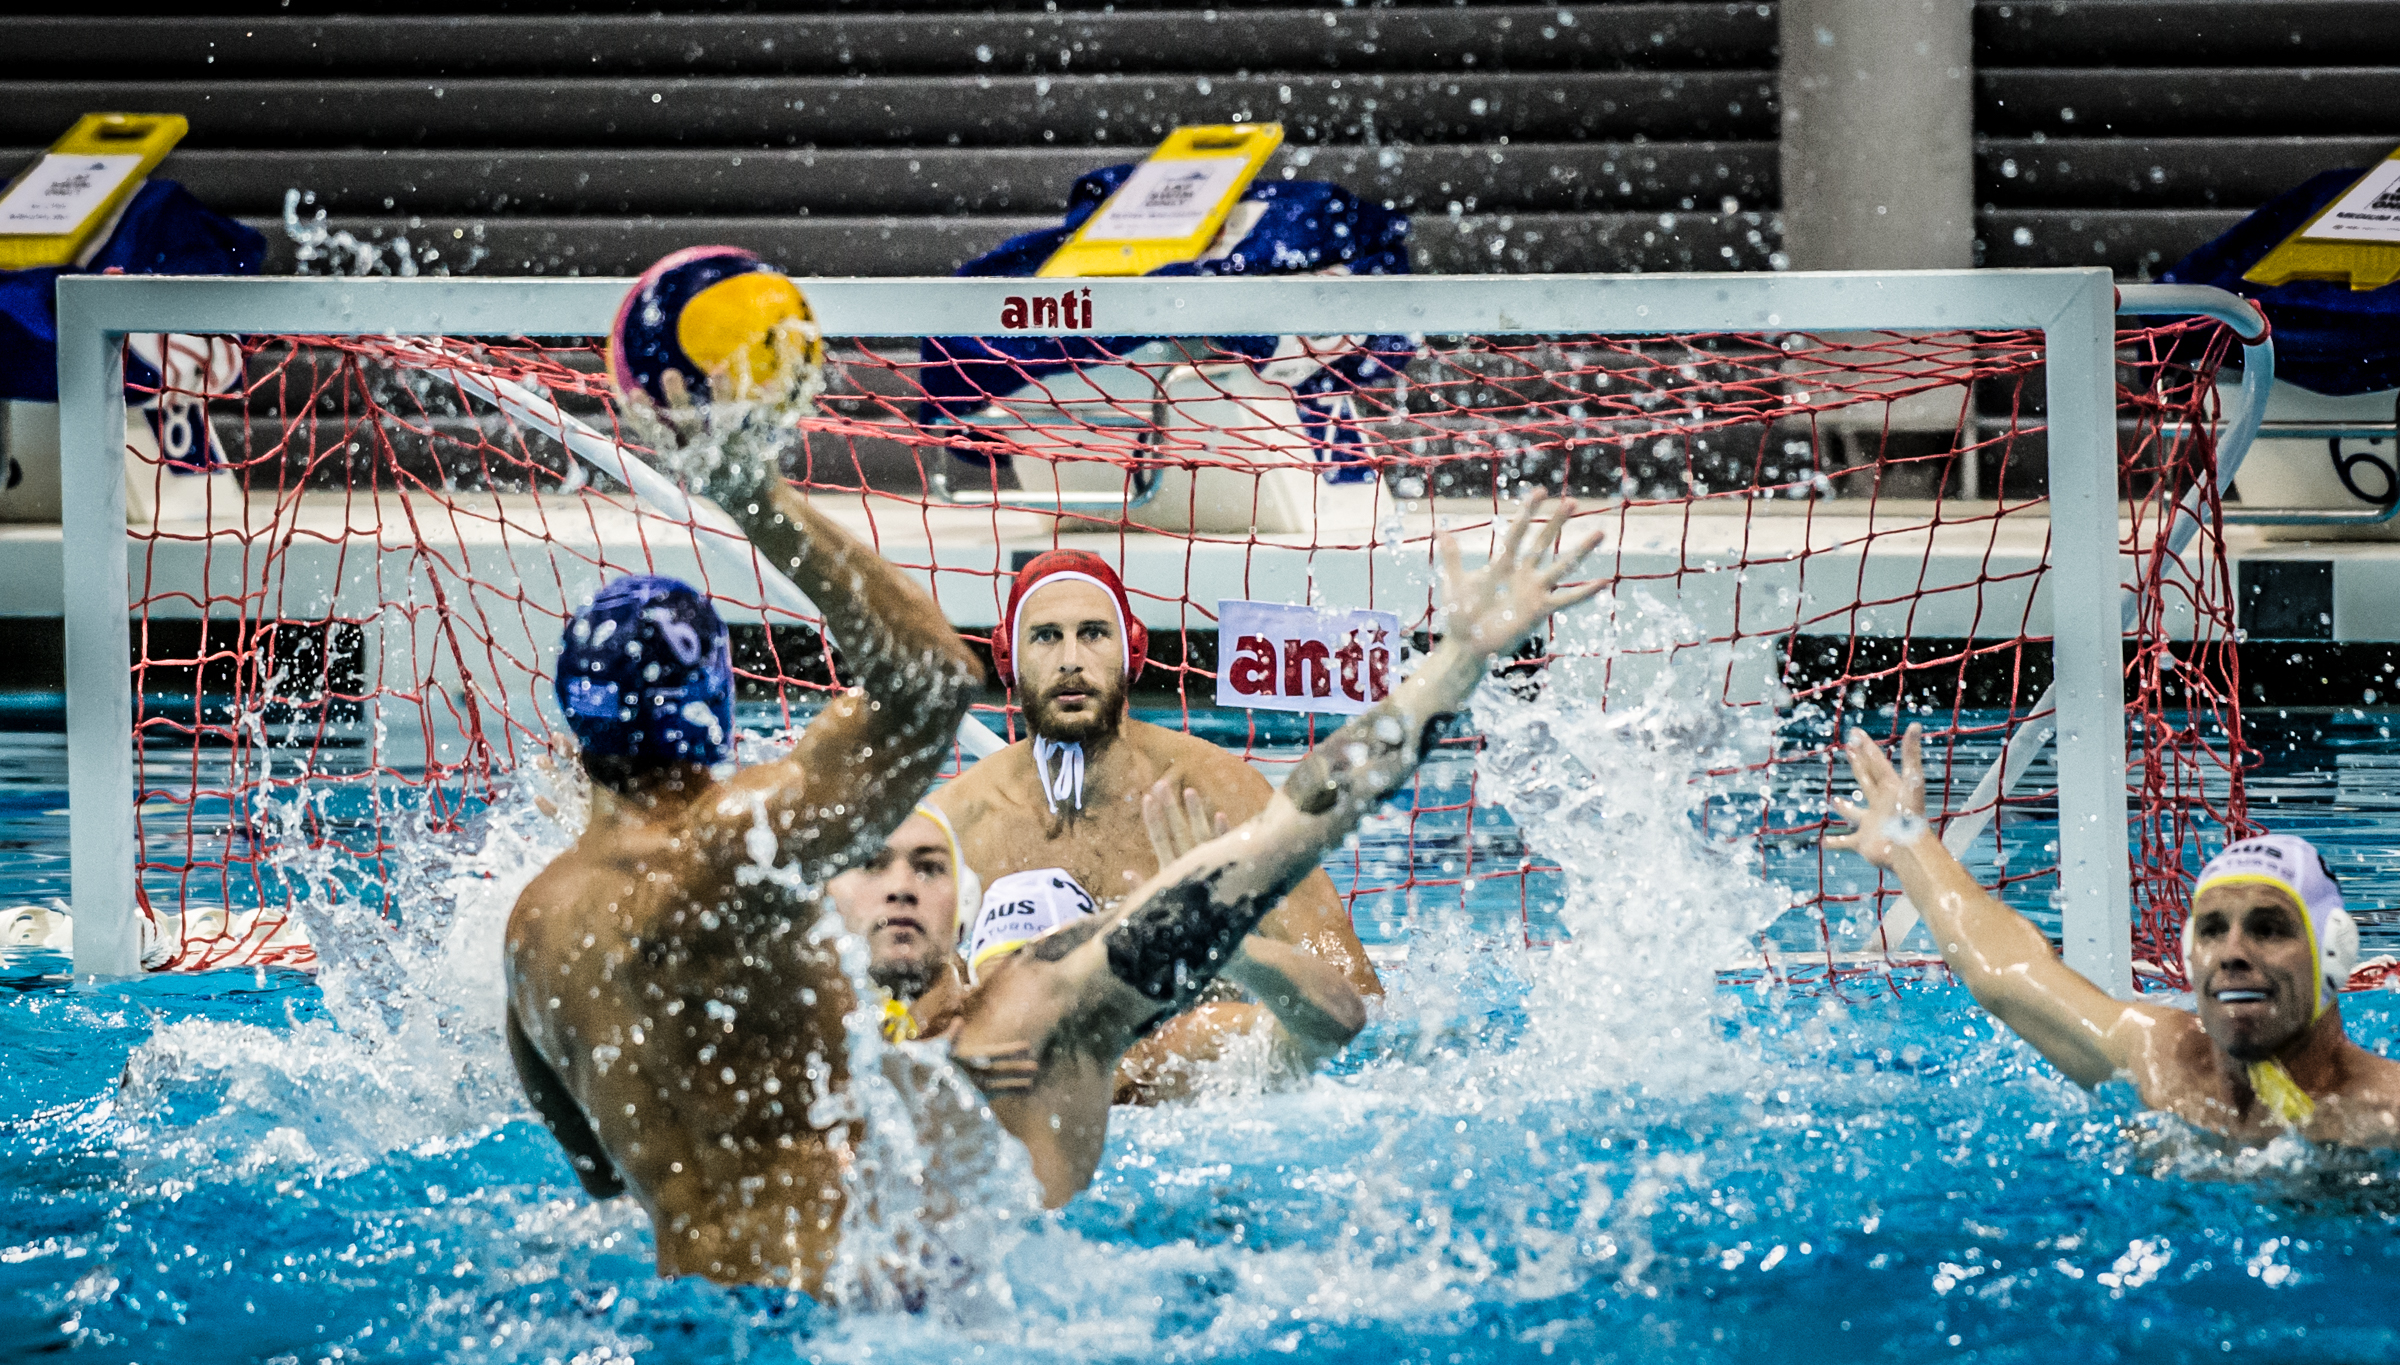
[994,550,1149,687]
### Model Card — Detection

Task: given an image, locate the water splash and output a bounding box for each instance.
[282,188,487,276]
[106,730,1049,1322]
[812,899,1042,1318]
[1467,622,1789,1082]
[115,770,571,1179]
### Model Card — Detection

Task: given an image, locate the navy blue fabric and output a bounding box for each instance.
[611,247,770,410]
[555,575,736,768]
[2162,168,2400,397]
[919,166,1411,477]
[0,179,265,403]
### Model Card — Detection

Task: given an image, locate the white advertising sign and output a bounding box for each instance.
[1215,599,1403,715]
[0,154,144,234]
[2303,159,2400,245]
[1078,157,1252,242]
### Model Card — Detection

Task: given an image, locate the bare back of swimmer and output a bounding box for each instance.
[508,488,1607,1294]
[503,465,987,1294]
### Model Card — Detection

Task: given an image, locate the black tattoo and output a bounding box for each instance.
[1103,863,1287,1009]
[1029,918,1104,962]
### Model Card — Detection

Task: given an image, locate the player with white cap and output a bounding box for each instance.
[826,803,983,1042]
[1829,726,2400,1147]
[509,251,1615,1300]
[933,549,1382,1102]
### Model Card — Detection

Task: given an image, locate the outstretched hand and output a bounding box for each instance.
[1435,492,1610,660]
[1825,723,1930,869]
[1142,777,1230,870]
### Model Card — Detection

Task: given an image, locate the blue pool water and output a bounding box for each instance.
[3,703,2399,1363]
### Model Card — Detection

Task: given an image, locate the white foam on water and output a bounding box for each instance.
[107,740,1052,1326]
[85,613,1881,1352]
[1464,609,1791,1090]
[115,769,572,1181]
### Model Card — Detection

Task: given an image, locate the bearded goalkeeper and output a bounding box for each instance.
[504,251,1612,1297]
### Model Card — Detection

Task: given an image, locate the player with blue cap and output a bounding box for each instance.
[505,252,995,1297]
[1830,727,2400,1149]
[554,574,736,775]
[506,255,1616,1303]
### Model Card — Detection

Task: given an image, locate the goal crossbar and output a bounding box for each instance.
[57,267,2171,983]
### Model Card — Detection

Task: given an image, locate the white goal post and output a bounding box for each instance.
[53,268,2263,985]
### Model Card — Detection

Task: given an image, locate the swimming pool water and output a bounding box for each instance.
[3,712,2398,1363]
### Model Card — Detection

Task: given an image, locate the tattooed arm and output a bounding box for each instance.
[980,494,1610,1050]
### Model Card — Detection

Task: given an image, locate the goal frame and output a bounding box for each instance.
[58,267,2149,984]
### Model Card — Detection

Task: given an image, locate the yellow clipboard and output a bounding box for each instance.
[0,114,188,271]
[2243,143,2400,292]
[1037,124,1283,278]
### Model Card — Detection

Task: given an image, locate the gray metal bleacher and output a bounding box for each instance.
[0,2,2391,278]
[1976,0,2400,277]
[1,2,1778,276]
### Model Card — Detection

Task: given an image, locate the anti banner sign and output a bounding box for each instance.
[1214,599,1402,715]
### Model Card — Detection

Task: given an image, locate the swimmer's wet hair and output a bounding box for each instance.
[581,748,682,795]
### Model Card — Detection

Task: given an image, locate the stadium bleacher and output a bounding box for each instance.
[0,2,2389,280]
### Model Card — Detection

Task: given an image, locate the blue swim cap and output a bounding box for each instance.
[555,575,735,768]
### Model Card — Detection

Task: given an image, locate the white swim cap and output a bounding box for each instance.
[967,868,1098,982]
[2188,833,2359,1016]
[911,802,981,938]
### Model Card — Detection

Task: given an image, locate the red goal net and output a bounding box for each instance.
[118,313,2249,990]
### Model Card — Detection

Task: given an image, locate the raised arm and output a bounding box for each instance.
[1043,494,1609,1047]
[691,429,983,881]
[1829,725,2168,1087]
[1154,753,1384,996]
[1139,780,1366,1059]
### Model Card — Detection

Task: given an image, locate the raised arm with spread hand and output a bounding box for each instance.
[1829,725,2174,1087]
[1139,781,1366,1060]
[1017,493,1609,1052]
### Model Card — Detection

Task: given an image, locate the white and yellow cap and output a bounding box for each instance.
[2188,833,2359,1017]
[967,868,1098,983]
[911,802,981,936]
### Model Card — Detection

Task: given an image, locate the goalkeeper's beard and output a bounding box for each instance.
[1023,668,1128,745]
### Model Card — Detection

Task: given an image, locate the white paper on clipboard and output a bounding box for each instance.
[2302,159,2400,245]
[0,154,145,233]
[1077,158,1254,242]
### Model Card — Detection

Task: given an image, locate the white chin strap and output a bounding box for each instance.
[1032,736,1086,814]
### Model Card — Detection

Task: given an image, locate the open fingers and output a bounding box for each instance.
[1899,723,1928,814]
[1538,495,1572,559]
[1436,526,1465,594]
[1558,522,1608,576]
[1141,778,1181,865]
[1538,522,1610,607]
[1844,728,1903,796]
[1546,574,1612,614]
[1497,491,1545,566]
[1181,786,1215,848]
